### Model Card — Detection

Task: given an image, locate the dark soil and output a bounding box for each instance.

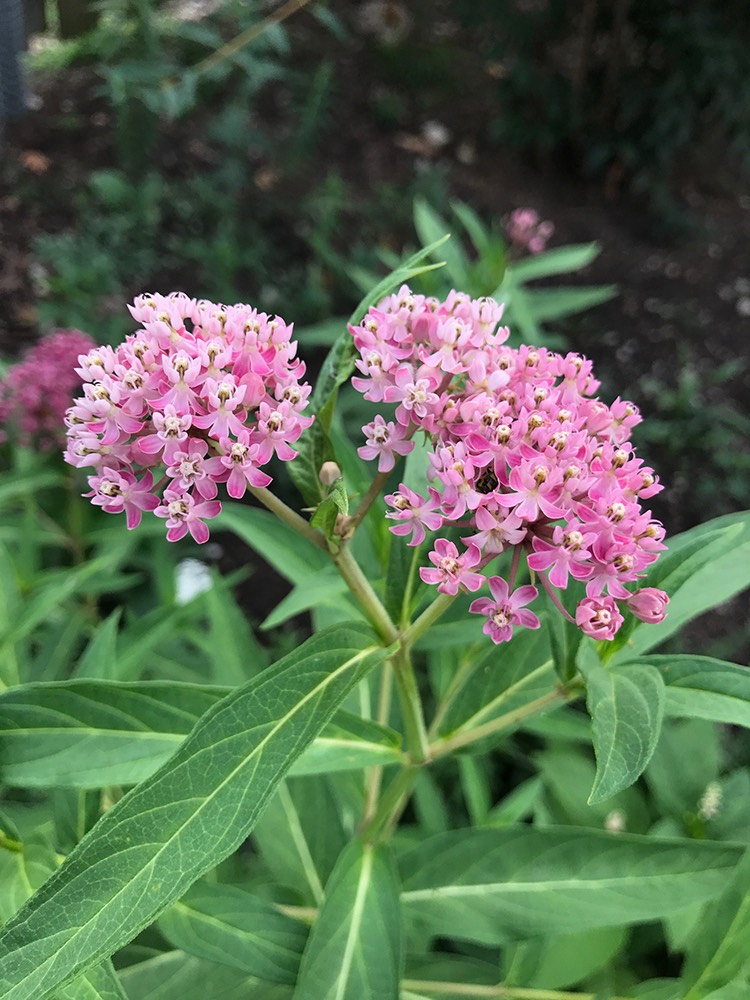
[1,6,748,654]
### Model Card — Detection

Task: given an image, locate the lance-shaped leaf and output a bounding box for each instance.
[635,655,750,729]
[399,827,741,945]
[158,882,306,984]
[55,962,129,1000]
[612,512,750,660]
[118,951,292,1000]
[582,659,665,804]
[294,838,401,1000]
[0,623,391,1000]
[0,680,402,789]
[437,628,555,743]
[681,849,750,999]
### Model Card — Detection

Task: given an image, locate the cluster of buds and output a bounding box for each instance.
[352,285,669,643]
[63,292,313,543]
[0,329,96,450]
[506,208,555,254]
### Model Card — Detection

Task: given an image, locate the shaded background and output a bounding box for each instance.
[1,0,749,653]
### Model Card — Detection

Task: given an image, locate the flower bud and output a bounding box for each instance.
[625,587,669,624]
[319,461,342,486]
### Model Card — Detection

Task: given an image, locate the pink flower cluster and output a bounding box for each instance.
[0,329,96,450]
[506,208,555,254]
[351,285,669,643]
[63,292,313,543]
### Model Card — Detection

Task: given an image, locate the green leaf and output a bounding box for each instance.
[400,827,740,944]
[642,655,750,728]
[645,719,721,820]
[519,284,617,322]
[309,477,349,542]
[508,243,601,283]
[217,503,328,583]
[73,611,122,680]
[158,882,306,984]
[682,849,750,999]
[0,680,225,788]
[288,710,403,777]
[261,568,351,630]
[582,660,665,804]
[55,962,129,1000]
[119,951,292,1000]
[413,200,469,283]
[438,628,554,742]
[614,513,750,659]
[503,925,627,990]
[0,624,390,1000]
[294,838,401,1000]
[0,681,402,789]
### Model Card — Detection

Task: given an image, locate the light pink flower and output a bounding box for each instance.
[358,415,413,472]
[86,468,159,530]
[385,484,443,547]
[154,489,222,544]
[470,577,540,643]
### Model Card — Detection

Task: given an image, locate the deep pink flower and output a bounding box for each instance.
[626,588,669,624]
[576,596,624,640]
[419,539,484,595]
[469,577,540,644]
[385,484,443,547]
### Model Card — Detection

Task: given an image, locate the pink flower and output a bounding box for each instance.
[385,484,443,547]
[0,329,96,450]
[470,577,540,643]
[506,208,554,254]
[86,468,159,530]
[575,596,624,640]
[358,415,414,472]
[154,489,222,544]
[419,540,485,595]
[626,588,669,624]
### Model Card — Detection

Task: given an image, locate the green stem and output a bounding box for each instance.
[347,469,391,534]
[362,663,395,824]
[361,763,421,844]
[430,683,580,759]
[427,648,481,739]
[0,830,23,853]
[400,591,457,649]
[392,646,430,765]
[401,981,630,1000]
[247,485,327,551]
[399,544,423,629]
[331,545,399,645]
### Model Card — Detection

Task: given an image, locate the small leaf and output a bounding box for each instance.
[294,838,401,1000]
[118,951,292,1000]
[509,243,601,283]
[158,883,306,984]
[582,660,665,804]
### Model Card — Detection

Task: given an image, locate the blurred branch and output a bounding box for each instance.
[166,0,313,85]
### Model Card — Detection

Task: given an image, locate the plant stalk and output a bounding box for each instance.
[401,981,630,1000]
[247,485,328,551]
[330,545,399,644]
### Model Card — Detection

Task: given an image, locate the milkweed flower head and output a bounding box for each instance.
[63,292,313,543]
[350,284,668,643]
[506,208,555,254]
[0,329,96,450]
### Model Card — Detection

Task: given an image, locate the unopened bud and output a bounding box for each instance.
[319,461,342,486]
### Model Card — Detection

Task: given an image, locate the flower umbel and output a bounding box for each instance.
[64,293,313,543]
[350,284,668,643]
